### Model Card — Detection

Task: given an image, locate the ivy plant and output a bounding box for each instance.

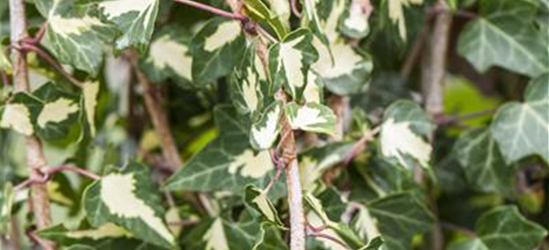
[0,0,548,249]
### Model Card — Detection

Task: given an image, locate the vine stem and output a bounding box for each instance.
[171,0,247,21]
[15,165,100,191]
[127,53,182,171]
[9,0,54,242]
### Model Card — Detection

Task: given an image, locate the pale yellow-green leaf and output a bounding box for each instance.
[266,0,291,22]
[148,35,192,81]
[278,35,307,90]
[66,223,131,240]
[388,0,423,40]
[312,38,364,79]
[203,218,229,250]
[47,181,74,206]
[306,212,347,250]
[101,173,174,244]
[303,72,322,104]
[353,205,381,241]
[37,98,79,128]
[204,21,242,52]
[83,81,100,136]
[227,150,273,178]
[253,191,276,222]
[299,154,341,191]
[380,118,432,168]
[0,104,34,135]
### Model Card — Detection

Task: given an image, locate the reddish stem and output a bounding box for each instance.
[291,0,302,18]
[307,231,351,250]
[15,165,100,191]
[172,0,247,21]
[19,43,83,88]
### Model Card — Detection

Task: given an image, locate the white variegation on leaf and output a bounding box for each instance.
[352,205,381,242]
[0,104,34,136]
[97,0,160,50]
[83,82,100,136]
[490,75,549,163]
[0,44,11,74]
[37,98,79,128]
[303,71,323,103]
[380,118,432,169]
[341,0,370,39]
[299,143,352,191]
[203,218,229,250]
[65,223,131,240]
[146,34,192,83]
[35,0,114,76]
[231,46,265,115]
[228,150,273,179]
[245,185,284,226]
[286,102,336,135]
[388,0,423,40]
[312,38,372,95]
[269,29,318,99]
[204,21,242,52]
[250,102,282,150]
[84,162,174,248]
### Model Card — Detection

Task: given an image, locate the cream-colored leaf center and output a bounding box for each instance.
[278,36,306,91]
[204,21,241,52]
[0,104,33,135]
[289,105,326,129]
[67,223,131,240]
[100,173,174,243]
[149,36,192,80]
[251,106,280,149]
[380,118,432,168]
[84,82,100,136]
[227,150,273,178]
[203,218,229,250]
[37,98,79,128]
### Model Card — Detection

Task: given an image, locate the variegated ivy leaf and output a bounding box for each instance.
[490,74,549,163]
[244,185,284,227]
[35,0,116,76]
[268,29,318,99]
[250,101,282,150]
[230,43,268,115]
[165,106,284,195]
[84,161,175,249]
[299,142,353,191]
[96,0,160,51]
[457,0,548,78]
[302,71,324,103]
[141,31,193,88]
[380,100,434,169]
[312,38,373,95]
[82,81,100,137]
[243,0,289,40]
[302,0,340,45]
[286,102,336,135]
[265,0,291,24]
[0,103,34,136]
[0,82,80,140]
[454,128,514,194]
[351,205,381,243]
[38,223,165,250]
[388,0,423,40]
[191,18,246,84]
[340,0,370,39]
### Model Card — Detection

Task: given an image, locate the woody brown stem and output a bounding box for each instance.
[9,0,53,243]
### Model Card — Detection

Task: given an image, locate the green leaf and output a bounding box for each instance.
[387,0,424,40]
[191,18,246,84]
[35,0,115,76]
[38,223,165,250]
[268,28,318,99]
[312,39,373,95]
[0,182,13,234]
[454,128,514,194]
[457,0,548,77]
[141,31,193,88]
[250,101,282,150]
[96,0,160,51]
[83,161,175,249]
[380,100,434,169]
[244,185,284,227]
[367,192,434,250]
[164,106,280,194]
[230,44,268,116]
[476,206,547,250]
[299,142,353,191]
[0,43,11,73]
[447,239,490,250]
[1,82,80,140]
[490,74,549,163]
[242,0,289,39]
[352,205,381,243]
[340,0,370,39]
[285,102,336,135]
[359,237,384,250]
